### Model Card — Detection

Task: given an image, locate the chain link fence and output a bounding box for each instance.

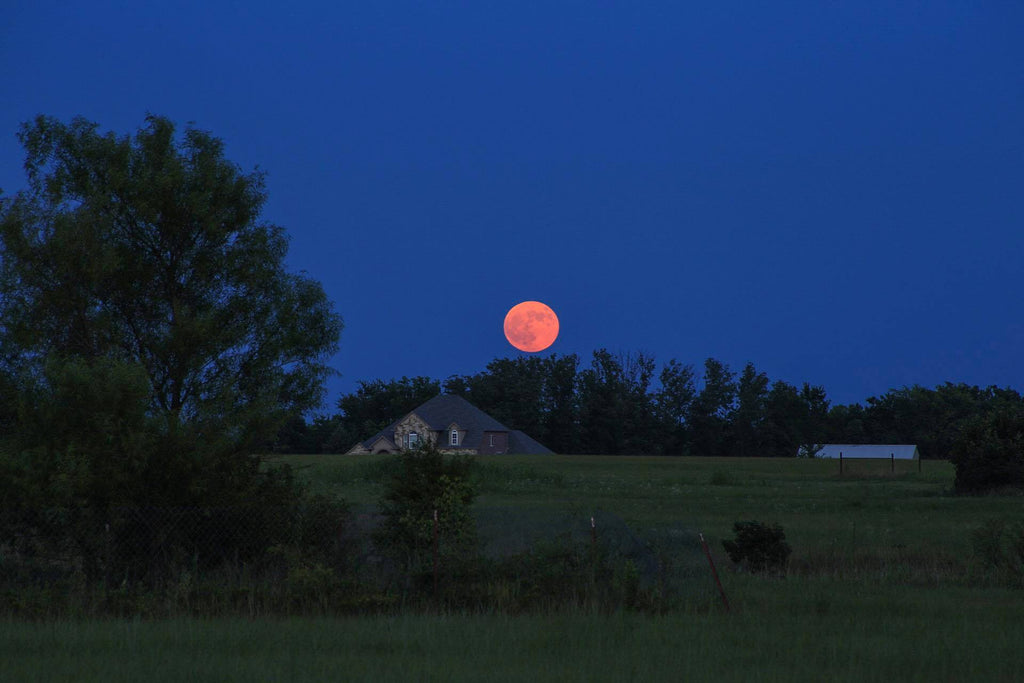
[2,502,716,616]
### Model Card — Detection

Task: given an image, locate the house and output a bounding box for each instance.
[801,444,921,460]
[346,393,554,455]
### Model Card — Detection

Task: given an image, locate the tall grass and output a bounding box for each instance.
[4,593,1023,683]
[7,455,1023,680]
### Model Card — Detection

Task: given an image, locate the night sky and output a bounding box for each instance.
[3,2,1023,409]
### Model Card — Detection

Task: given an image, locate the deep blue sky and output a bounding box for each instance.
[3,1,1023,409]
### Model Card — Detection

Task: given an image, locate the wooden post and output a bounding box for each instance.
[919,456,922,473]
[891,452,895,473]
[839,451,843,476]
[433,509,439,597]
[699,533,730,613]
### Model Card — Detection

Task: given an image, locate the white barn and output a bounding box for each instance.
[804,444,920,460]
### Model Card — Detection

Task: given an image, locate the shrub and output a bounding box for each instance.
[971,518,1024,586]
[373,442,479,597]
[722,521,791,574]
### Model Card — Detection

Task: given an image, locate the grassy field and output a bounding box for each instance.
[280,454,989,575]
[6,454,1023,681]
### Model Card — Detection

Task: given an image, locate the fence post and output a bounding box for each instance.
[699,533,730,613]
[433,509,439,598]
[839,451,843,476]
[891,452,894,473]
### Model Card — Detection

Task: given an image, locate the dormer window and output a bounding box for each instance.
[450,429,459,446]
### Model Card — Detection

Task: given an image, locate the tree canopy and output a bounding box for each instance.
[0,114,341,510]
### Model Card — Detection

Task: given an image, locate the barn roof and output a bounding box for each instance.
[809,444,920,460]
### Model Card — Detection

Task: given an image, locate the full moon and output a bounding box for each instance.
[504,301,559,353]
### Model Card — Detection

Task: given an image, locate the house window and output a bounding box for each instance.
[408,432,418,448]
[489,434,495,447]
[450,430,459,446]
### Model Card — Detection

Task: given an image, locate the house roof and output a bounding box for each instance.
[809,444,920,460]
[508,430,554,455]
[412,394,508,433]
[355,393,553,454]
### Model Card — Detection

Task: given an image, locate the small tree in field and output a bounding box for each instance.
[374,442,478,594]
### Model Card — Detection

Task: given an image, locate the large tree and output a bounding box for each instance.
[654,359,696,455]
[689,358,737,456]
[732,362,770,457]
[0,114,341,501]
[577,349,658,454]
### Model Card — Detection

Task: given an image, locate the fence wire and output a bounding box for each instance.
[2,503,719,615]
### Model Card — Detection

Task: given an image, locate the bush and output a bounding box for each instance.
[373,442,479,597]
[971,518,1024,586]
[950,409,1024,494]
[722,521,791,574]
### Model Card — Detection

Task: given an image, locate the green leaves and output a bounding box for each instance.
[722,521,792,574]
[374,442,479,590]
[0,114,341,451]
[950,408,1024,494]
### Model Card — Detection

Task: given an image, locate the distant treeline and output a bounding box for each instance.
[273,351,1024,458]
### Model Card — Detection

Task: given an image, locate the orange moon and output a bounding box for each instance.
[504,301,559,353]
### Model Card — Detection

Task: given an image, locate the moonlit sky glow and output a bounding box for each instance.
[2,2,1023,408]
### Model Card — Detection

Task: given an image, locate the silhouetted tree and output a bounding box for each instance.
[950,408,1024,493]
[654,359,697,455]
[0,114,341,505]
[689,358,736,456]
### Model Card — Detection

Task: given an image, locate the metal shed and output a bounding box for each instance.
[807,444,920,460]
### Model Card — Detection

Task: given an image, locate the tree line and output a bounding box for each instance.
[276,351,1024,461]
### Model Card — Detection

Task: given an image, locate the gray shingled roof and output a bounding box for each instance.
[357,393,553,454]
[508,430,554,455]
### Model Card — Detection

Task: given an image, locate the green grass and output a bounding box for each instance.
[4,594,1023,683]
[274,454,992,575]
[8,455,1023,681]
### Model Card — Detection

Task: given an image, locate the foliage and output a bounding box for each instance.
[833,383,1023,459]
[0,114,341,579]
[653,359,696,455]
[301,351,1022,457]
[0,115,341,444]
[687,358,737,457]
[373,442,479,594]
[722,521,792,574]
[797,443,824,458]
[577,350,658,454]
[325,376,440,453]
[971,518,1024,585]
[950,408,1024,493]
[445,354,580,454]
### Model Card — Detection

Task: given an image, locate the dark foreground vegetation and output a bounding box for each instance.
[3,453,1024,681]
[0,114,343,616]
[5,448,1023,620]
